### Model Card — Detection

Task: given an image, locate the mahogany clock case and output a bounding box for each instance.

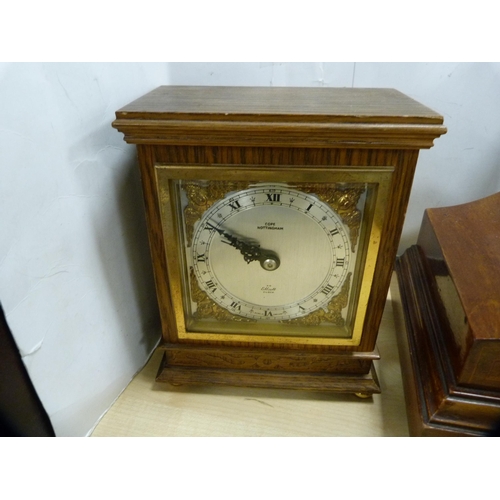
[394,192,500,436]
[113,86,446,395]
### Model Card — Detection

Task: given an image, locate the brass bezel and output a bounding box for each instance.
[156,164,393,347]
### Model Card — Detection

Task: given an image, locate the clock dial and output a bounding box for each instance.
[190,185,352,322]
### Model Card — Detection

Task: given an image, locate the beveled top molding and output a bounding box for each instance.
[422,192,500,342]
[113,86,446,149]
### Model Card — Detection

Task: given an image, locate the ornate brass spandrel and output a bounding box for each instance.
[281,273,351,327]
[183,180,252,245]
[297,184,364,252]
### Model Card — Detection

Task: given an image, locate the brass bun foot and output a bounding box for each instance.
[354,392,371,399]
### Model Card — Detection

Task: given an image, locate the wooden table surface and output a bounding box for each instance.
[91,285,408,437]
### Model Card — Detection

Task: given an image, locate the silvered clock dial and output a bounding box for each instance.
[190,184,351,322]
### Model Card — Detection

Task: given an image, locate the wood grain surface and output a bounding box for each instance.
[115,86,443,122]
[393,193,500,436]
[113,86,446,149]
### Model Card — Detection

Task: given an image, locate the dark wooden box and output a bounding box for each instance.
[393,192,500,436]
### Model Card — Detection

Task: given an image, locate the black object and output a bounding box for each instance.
[0,303,55,437]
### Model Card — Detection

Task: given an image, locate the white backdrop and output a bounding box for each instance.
[1,62,499,436]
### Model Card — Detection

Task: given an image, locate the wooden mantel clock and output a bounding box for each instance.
[113,86,445,396]
[394,193,500,435]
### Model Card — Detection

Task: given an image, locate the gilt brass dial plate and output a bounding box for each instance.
[156,165,393,346]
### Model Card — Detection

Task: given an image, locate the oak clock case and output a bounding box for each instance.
[112,86,446,395]
[157,166,392,348]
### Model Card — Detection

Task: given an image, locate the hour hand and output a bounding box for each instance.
[220,232,261,264]
[224,237,280,271]
[208,222,280,271]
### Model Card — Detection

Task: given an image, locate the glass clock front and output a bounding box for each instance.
[156,166,392,346]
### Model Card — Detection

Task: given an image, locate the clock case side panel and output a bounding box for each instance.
[136,145,178,344]
[360,148,420,352]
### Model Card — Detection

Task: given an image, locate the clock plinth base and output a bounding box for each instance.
[392,249,500,437]
[156,344,381,395]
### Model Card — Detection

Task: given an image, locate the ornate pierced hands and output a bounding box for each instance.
[206,222,280,271]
